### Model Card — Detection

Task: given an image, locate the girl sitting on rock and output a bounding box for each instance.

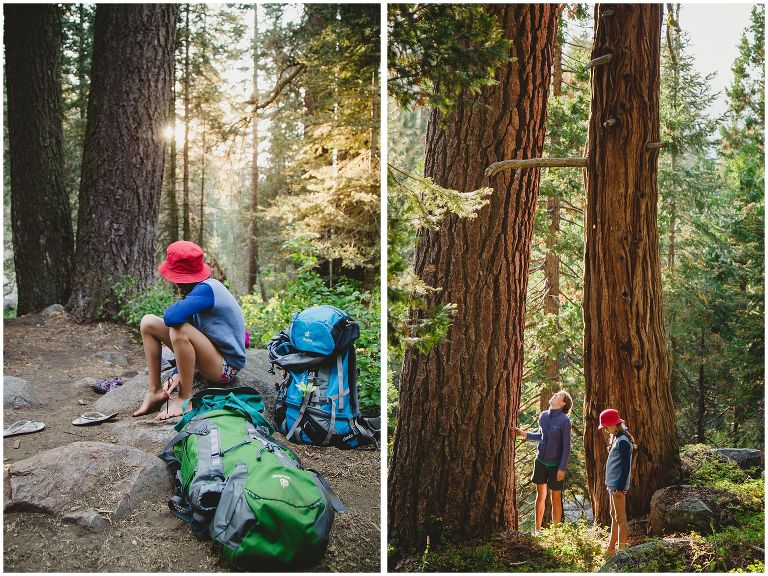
[599,408,635,555]
[133,240,247,420]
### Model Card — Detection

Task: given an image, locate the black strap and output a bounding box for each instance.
[309,468,348,513]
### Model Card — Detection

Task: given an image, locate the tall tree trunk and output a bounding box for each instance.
[77,4,87,121]
[197,7,207,249]
[182,3,191,241]
[247,6,267,299]
[67,4,177,321]
[167,66,179,243]
[696,328,706,443]
[583,4,681,526]
[388,4,559,548]
[540,31,564,528]
[198,125,206,248]
[5,4,74,315]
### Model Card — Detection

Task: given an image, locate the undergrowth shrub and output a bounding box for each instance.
[113,277,177,328]
[537,521,608,572]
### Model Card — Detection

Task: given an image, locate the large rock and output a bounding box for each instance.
[4,376,41,408]
[599,539,689,572]
[648,485,740,535]
[93,349,278,422]
[5,441,171,520]
[111,419,178,451]
[703,448,762,470]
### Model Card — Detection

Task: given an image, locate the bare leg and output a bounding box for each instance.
[551,489,562,526]
[156,322,223,421]
[613,492,629,549]
[534,483,547,533]
[133,315,174,416]
[606,492,618,554]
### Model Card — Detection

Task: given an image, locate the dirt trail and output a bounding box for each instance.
[3,307,380,572]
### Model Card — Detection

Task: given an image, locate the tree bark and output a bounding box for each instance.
[77,4,87,121]
[388,4,559,548]
[166,63,179,244]
[67,4,177,321]
[197,7,207,249]
[247,5,267,299]
[696,328,706,443]
[583,4,681,526]
[5,4,75,314]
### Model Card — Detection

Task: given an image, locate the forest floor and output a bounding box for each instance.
[3,308,380,572]
[390,460,764,572]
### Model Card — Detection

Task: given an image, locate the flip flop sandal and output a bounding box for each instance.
[3,420,45,437]
[90,378,124,394]
[72,411,119,426]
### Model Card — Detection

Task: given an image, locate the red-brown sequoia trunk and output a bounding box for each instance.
[388,4,559,548]
[583,4,681,526]
[67,4,177,321]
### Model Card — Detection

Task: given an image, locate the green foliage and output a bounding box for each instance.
[416,542,506,573]
[388,4,511,119]
[264,4,381,274]
[536,521,608,572]
[112,278,177,328]
[241,270,380,410]
[661,6,764,449]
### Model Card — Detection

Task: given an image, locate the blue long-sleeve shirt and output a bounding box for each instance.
[525,408,572,471]
[605,433,632,490]
[163,278,247,369]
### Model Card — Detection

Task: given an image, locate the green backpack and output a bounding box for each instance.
[160,387,346,570]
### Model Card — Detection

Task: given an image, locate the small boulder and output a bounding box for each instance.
[648,485,740,535]
[599,539,689,572]
[3,376,41,408]
[62,511,105,533]
[5,441,171,520]
[93,351,129,367]
[75,377,101,391]
[38,304,65,317]
[703,448,762,471]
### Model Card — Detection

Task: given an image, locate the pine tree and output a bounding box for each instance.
[389,4,559,548]
[67,4,177,321]
[582,4,681,524]
[5,4,75,314]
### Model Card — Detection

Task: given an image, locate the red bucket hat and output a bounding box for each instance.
[158,241,211,283]
[598,408,624,429]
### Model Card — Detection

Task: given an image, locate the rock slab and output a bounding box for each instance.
[648,484,740,535]
[5,441,171,520]
[93,349,278,425]
[4,376,41,408]
[599,539,689,572]
[703,448,762,470]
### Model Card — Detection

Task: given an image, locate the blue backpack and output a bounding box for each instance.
[267,305,378,449]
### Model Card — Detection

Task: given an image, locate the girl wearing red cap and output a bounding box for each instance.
[599,408,635,555]
[133,241,247,420]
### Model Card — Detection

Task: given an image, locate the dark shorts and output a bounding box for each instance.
[532,459,565,490]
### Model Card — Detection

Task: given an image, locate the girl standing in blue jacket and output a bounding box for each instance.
[599,408,634,554]
[513,390,573,535]
[132,241,247,421]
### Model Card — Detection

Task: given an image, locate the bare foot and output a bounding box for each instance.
[604,547,617,557]
[132,390,167,417]
[155,397,190,421]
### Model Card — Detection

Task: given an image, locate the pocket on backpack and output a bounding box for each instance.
[210,462,255,549]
